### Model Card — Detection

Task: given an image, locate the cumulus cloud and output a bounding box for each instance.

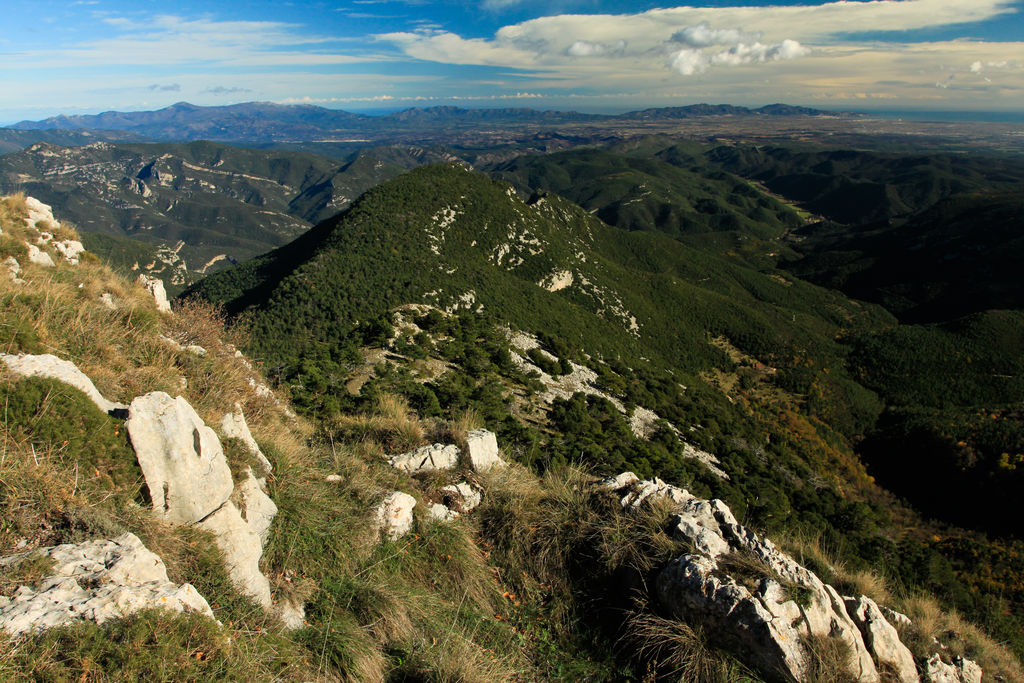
[567,40,626,57]
[670,23,750,48]
[668,38,810,75]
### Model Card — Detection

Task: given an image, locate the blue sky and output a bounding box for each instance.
[1,0,1022,122]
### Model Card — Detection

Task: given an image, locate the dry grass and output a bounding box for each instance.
[777,530,892,606]
[623,610,757,683]
[802,634,859,683]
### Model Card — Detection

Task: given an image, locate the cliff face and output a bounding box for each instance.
[0,194,1015,682]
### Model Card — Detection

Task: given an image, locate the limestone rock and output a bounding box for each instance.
[4,256,24,284]
[924,655,982,683]
[649,478,880,683]
[26,244,55,267]
[236,468,277,546]
[599,471,639,490]
[845,596,919,683]
[126,392,234,525]
[441,482,482,512]
[0,533,213,636]
[388,443,459,473]
[99,292,117,310]
[466,429,506,471]
[219,404,273,476]
[198,501,272,608]
[375,492,417,540]
[0,353,127,414]
[136,274,171,313]
[619,477,693,511]
[427,503,459,522]
[24,196,56,228]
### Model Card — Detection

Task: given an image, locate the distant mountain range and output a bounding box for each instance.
[7,101,843,144]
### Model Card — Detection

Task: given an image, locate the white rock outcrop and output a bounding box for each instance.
[197,501,272,608]
[466,429,506,471]
[4,256,24,284]
[126,392,234,525]
[26,244,55,268]
[375,492,417,540]
[220,404,273,476]
[441,482,482,512]
[136,274,171,313]
[99,292,117,310]
[427,503,459,522]
[236,468,278,546]
[24,196,56,228]
[1,353,128,414]
[388,443,460,473]
[601,474,882,683]
[924,655,982,683]
[0,533,213,637]
[845,595,919,683]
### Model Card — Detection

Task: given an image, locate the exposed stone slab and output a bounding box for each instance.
[220,404,273,476]
[0,533,213,637]
[197,501,272,608]
[427,503,459,522]
[388,443,459,473]
[126,392,234,525]
[236,468,277,546]
[1,352,127,414]
[845,595,919,683]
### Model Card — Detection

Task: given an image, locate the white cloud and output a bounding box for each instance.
[567,40,626,57]
[671,23,750,48]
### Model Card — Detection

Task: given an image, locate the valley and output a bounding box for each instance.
[2,101,1023,682]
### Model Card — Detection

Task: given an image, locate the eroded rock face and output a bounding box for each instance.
[375,492,417,540]
[136,274,171,313]
[924,655,982,683]
[388,443,459,473]
[1,353,128,414]
[845,596,919,683]
[0,533,213,636]
[197,501,272,608]
[220,404,273,476]
[602,475,881,683]
[466,429,506,471]
[236,468,277,546]
[126,392,234,525]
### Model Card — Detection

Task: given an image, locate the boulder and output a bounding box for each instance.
[388,443,459,473]
[375,492,417,540]
[0,533,213,636]
[1,352,128,414]
[24,196,56,227]
[441,482,482,512]
[26,244,55,267]
[219,404,273,476]
[198,501,272,608]
[427,503,459,522]
[845,595,919,683]
[126,392,234,525]
[465,429,506,471]
[136,274,171,313]
[924,655,982,683]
